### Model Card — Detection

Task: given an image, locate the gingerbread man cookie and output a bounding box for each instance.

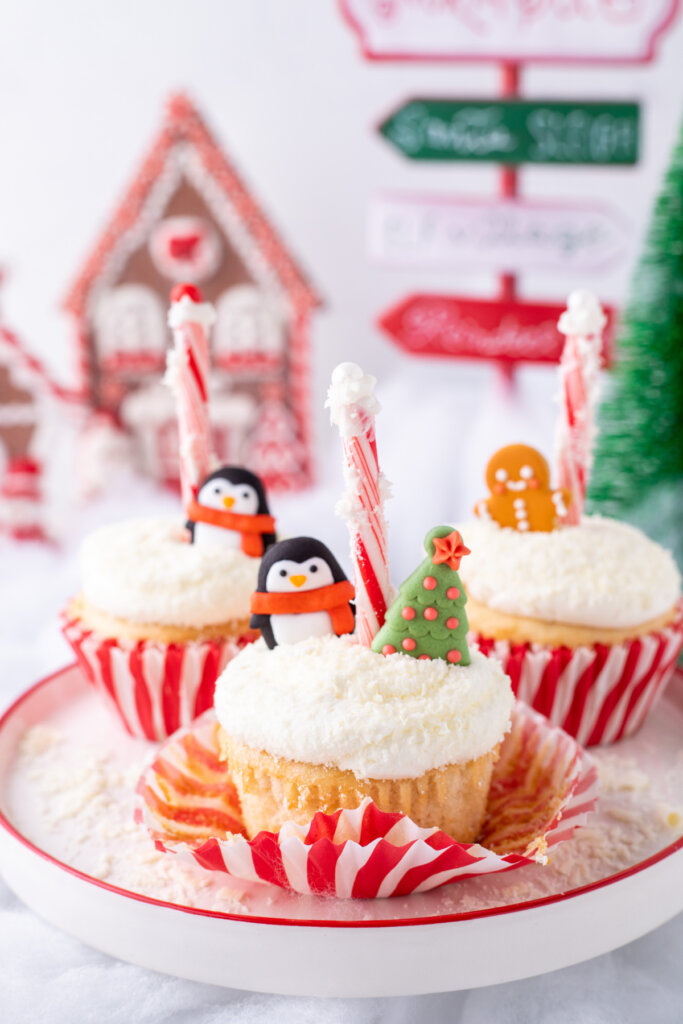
[474,444,572,533]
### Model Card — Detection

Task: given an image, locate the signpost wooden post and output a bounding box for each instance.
[339,0,680,370]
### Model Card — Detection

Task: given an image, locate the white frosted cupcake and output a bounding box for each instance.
[63,476,276,741]
[215,527,514,841]
[460,515,682,745]
[216,634,514,841]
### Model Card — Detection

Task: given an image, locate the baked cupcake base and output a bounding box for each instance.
[219,730,498,842]
[137,703,598,898]
[466,594,677,648]
[62,601,257,741]
[472,601,683,746]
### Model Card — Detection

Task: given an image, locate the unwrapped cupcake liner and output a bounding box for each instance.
[62,614,254,741]
[473,604,683,747]
[135,702,598,898]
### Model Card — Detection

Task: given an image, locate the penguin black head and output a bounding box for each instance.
[256,537,349,594]
[196,466,270,517]
[188,465,276,551]
[250,537,355,647]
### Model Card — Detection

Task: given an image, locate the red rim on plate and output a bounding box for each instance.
[0,665,681,925]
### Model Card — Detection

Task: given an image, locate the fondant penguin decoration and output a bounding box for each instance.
[186,466,276,555]
[250,537,355,649]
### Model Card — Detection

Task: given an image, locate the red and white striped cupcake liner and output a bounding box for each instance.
[135,702,598,899]
[473,604,683,747]
[61,614,254,742]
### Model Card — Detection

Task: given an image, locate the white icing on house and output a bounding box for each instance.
[94,285,167,365]
[214,285,285,363]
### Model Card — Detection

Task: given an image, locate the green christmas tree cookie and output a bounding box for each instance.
[372,526,471,665]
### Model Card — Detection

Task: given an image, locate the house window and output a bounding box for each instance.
[214,286,285,364]
[94,285,166,368]
[149,216,221,283]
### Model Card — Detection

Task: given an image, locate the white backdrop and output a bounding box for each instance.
[2,2,683,534]
[1,5,683,1018]
[1,2,682,564]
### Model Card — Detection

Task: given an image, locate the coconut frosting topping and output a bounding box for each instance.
[214,635,514,779]
[457,516,681,629]
[80,517,260,627]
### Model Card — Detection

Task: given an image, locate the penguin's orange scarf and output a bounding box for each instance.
[250,581,355,636]
[187,499,276,558]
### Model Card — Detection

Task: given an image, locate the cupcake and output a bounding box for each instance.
[63,465,276,741]
[215,527,515,841]
[461,444,682,746]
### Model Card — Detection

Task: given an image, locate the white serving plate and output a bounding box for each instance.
[0,664,681,998]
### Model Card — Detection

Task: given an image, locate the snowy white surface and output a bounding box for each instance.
[1,472,682,1020]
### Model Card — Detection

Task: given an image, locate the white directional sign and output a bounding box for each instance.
[341,0,680,63]
[369,196,629,273]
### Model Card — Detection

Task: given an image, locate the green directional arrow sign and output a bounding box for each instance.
[379,99,640,165]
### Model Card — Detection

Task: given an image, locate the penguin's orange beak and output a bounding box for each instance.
[289,575,307,588]
[222,496,235,509]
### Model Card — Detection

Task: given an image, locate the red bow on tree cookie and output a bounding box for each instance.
[431,531,471,570]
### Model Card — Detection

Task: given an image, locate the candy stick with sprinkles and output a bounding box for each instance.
[326,363,394,646]
[555,290,607,526]
[166,284,217,512]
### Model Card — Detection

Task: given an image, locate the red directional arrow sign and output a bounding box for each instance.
[379,295,614,366]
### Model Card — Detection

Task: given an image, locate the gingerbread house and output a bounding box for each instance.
[0,325,66,538]
[63,93,321,492]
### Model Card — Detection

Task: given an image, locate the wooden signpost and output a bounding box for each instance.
[339,0,680,369]
[379,100,640,165]
[369,196,628,272]
[341,0,680,64]
[379,294,614,365]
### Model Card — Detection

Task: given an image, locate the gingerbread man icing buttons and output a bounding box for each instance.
[474,444,572,533]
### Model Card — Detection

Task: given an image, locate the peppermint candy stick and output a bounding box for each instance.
[166,284,216,512]
[327,362,393,646]
[555,290,606,526]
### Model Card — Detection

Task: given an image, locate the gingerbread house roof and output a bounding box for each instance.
[0,325,68,402]
[63,93,322,320]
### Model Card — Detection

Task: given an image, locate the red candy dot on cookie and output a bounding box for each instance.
[423,576,437,591]
[401,606,416,620]
[402,638,417,651]
[382,644,396,655]
[418,654,431,661]
[423,607,438,621]
[447,650,462,664]
[446,587,460,600]
[446,617,459,629]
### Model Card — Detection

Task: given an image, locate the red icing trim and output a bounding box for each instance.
[170,283,203,303]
